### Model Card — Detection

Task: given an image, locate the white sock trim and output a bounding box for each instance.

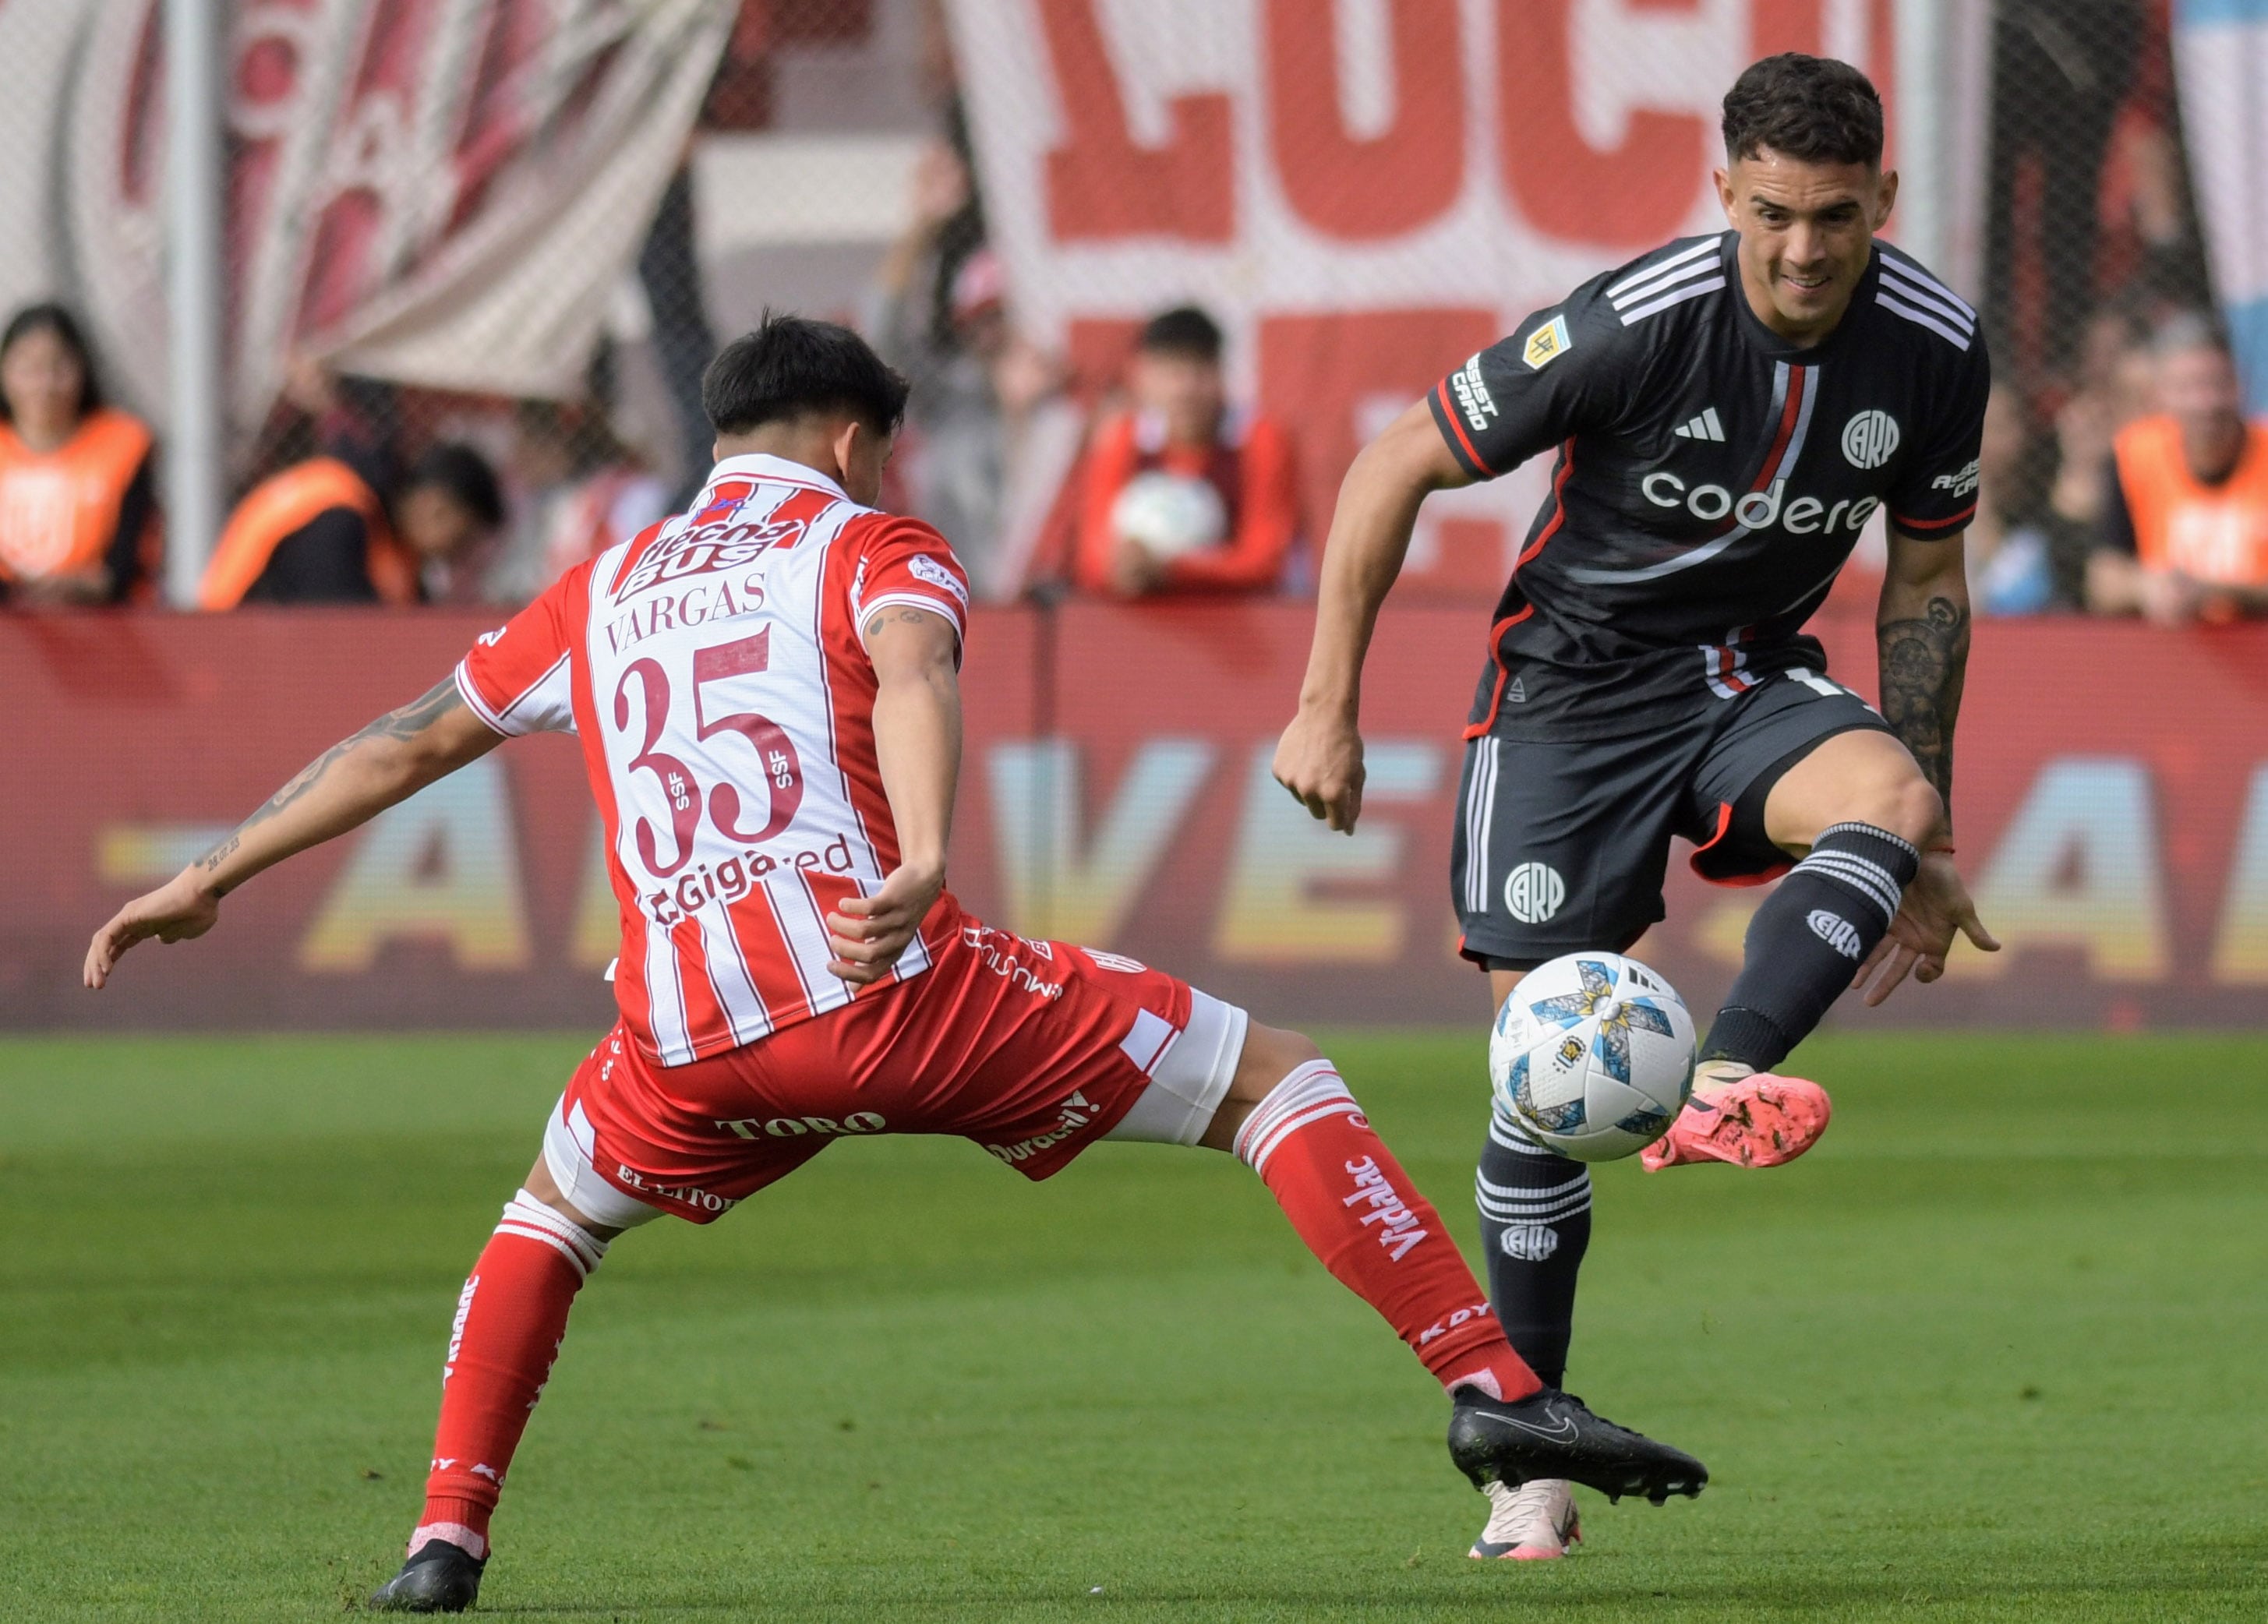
[497,1190,609,1279]
[1233,1060,1360,1175]
[408,1520,487,1560]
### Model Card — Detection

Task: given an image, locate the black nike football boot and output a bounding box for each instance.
[367,1538,486,1613]
[1448,1385,1708,1505]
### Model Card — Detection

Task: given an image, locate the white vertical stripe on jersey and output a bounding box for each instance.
[645,916,693,1065]
[778,873,856,1020]
[698,905,775,1047]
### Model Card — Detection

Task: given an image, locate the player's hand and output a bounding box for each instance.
[1272,704,1365,833]
[83,869,223,990]
[1854,851,1999,1006]
[825,863,945,985]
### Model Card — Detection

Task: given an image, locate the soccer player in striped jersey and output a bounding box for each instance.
[85,315,1703,1613]
[1274,55,2001,1562]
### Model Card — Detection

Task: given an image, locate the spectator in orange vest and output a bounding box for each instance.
[0,303,158,606]
[2088,313,2268,624]
[200,443,505,609]
[1072,305,1298,598]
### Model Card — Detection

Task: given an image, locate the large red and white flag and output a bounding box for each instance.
[0,0,733,440]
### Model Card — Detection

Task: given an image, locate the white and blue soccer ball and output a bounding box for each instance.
[1488,952,1697,1163]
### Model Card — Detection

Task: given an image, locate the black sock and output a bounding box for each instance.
[1701,821,1921,1071]
[1476,1110,1591,1389]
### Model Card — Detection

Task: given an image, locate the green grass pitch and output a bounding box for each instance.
[3,1030,2266,1622]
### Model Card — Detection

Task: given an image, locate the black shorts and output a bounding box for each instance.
[1450,669,1892,970]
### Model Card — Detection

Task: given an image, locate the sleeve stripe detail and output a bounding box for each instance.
[1877,291,1973,351]
[1890,503,1977,535]
[1878,252,1977,320]
[1606,236,1719,300]
[454,660,510,734]
[1609,254,1719,312]
[1878,267,1977,335]
[1619,276,1727,325]
[1431,380,1497,478]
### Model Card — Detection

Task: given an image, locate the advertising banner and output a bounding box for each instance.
[946,0,1911,594]
[7,605,2268,1036]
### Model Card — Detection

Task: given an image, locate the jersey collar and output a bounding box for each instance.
[702,452,850,502]
[1721,231,1884,365]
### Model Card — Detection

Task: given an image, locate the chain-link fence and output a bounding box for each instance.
[0,0,2259,617]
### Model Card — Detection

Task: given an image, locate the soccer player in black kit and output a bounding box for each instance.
[1275,55,2002,1561]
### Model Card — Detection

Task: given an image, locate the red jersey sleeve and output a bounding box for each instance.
[455,563,582,736]
[843,515,970,664]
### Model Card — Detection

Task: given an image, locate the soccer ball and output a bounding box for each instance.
[1488,953,1697,1162]
[1110,470,1228,559]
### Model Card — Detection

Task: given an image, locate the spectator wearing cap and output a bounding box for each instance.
[2087,313,2268,623]
[1072,305,1298,598]
[0,303,158,606]
[200,442,505,609]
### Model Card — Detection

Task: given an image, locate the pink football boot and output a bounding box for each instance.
[1639,1064,1832,1171]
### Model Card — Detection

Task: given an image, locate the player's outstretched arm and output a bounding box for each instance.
[1274,401,1469,833]
[827,605,961,985]
[1860,532,2001,1004]
[83,677,505,989]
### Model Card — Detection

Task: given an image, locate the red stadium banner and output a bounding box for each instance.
[6,607,2268,1035]
[946,0,1916,595]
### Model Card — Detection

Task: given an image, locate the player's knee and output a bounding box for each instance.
[1199,1022,1326,1153]
[1828,771,1941,851]
[1873,775,1945,850]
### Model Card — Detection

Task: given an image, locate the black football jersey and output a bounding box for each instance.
[1426,231,1990,741]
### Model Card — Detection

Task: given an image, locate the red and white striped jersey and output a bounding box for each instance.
[456,454,971,1067]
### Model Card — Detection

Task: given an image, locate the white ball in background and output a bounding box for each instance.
[1109,470,1228,560]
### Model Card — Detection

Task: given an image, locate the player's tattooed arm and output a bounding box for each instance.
[85,677,504,988]
[1878,594,1968,814]
[1877,532,1975,830]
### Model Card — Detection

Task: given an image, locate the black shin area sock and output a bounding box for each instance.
[1476,1112,1591,1388]
[1701,821,1921,1071]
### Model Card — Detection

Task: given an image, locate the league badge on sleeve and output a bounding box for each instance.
[1524,315,1574,371]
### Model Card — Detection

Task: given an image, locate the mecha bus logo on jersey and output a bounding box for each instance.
[1503,863,1567,925]
[1841,411,1902,469]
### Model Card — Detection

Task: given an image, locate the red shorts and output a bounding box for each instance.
[542,898,1249,1226]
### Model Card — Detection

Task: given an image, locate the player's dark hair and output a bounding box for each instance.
[404,442,506,530]
[1721,53,1883,168]
[1139,305,1224,362]
[702,311,910,439]
[0,302,104,421]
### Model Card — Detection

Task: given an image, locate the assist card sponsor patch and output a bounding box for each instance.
[1523,315,1573,371]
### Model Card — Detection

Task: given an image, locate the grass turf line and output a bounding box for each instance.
[2,1031,2264,1621]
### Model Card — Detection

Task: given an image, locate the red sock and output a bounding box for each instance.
[411,1192,607,1559]
[1235,1061,1542,1403]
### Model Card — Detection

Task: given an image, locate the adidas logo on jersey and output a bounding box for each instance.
[1674,408,1726,443]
